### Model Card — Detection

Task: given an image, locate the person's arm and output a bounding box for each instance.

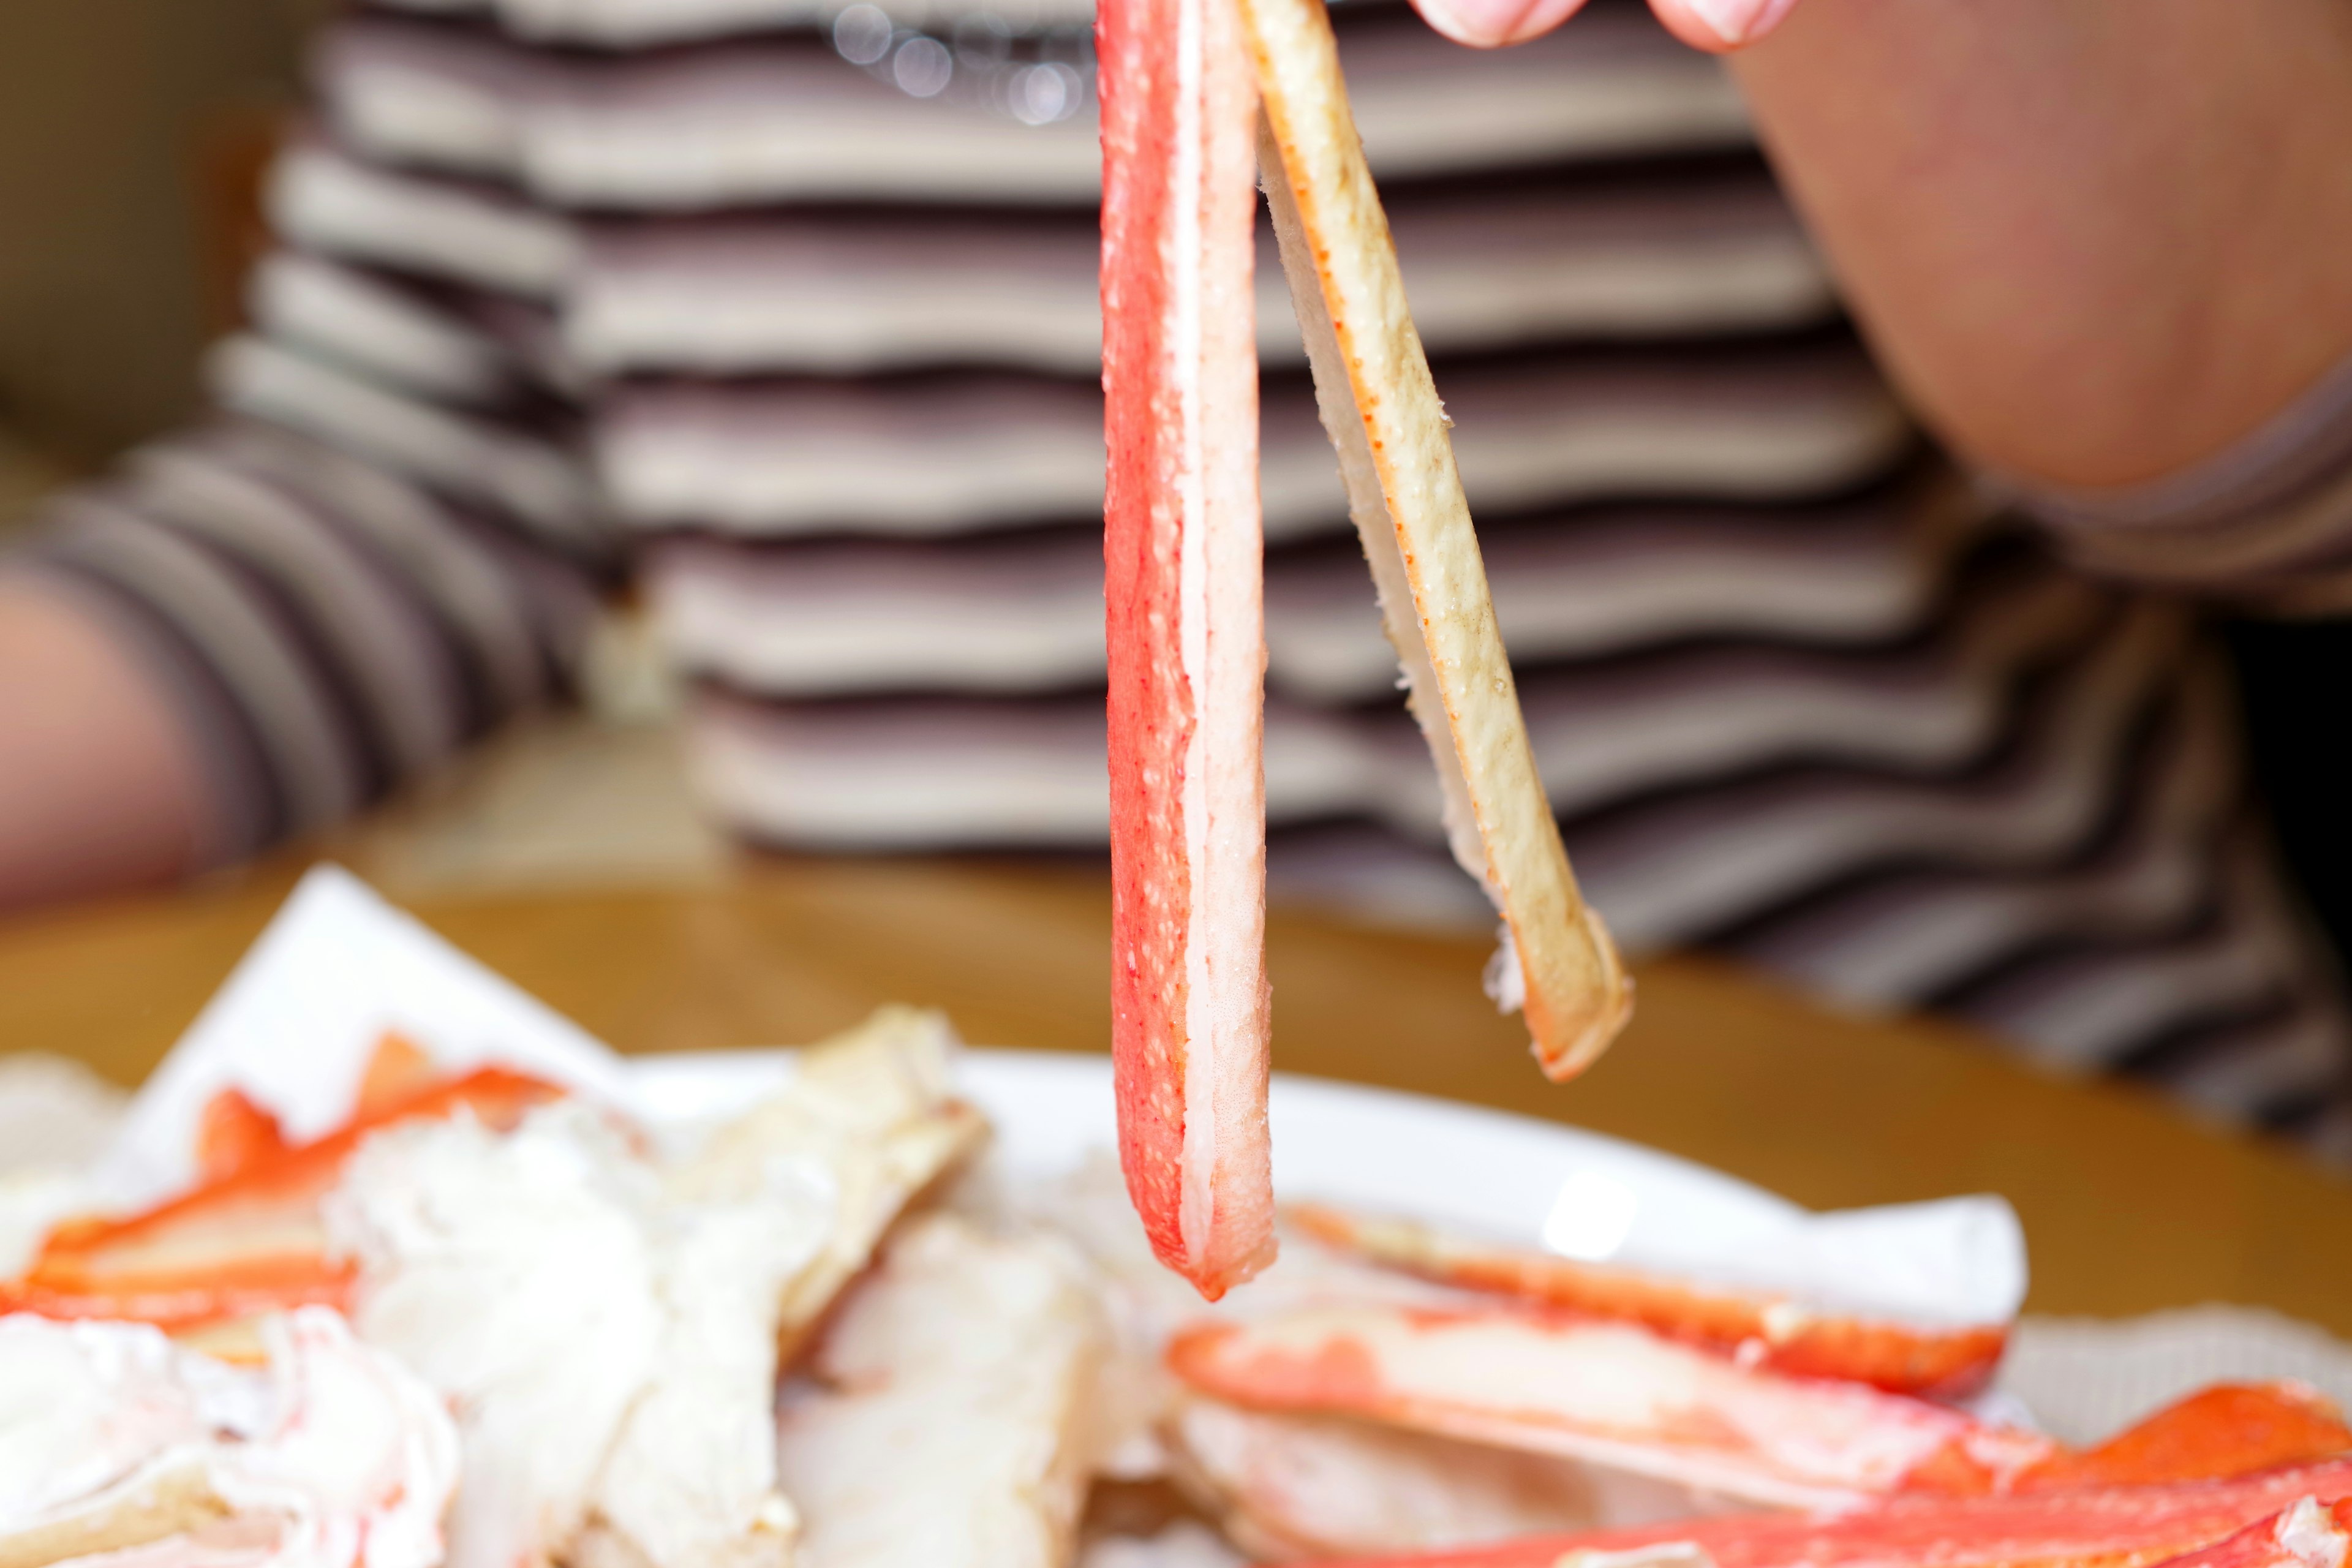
[0,574,215,910]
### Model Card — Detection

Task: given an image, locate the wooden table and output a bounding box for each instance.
[2,854,2346,1334]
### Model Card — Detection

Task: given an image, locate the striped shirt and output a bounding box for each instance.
[6,0,2350,1157]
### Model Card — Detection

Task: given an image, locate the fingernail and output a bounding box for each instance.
[1416,0,1585,48]
[1679,0,1794,45]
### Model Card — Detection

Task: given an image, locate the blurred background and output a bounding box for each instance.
[0,2,324,478]
[2,0,2348,1155]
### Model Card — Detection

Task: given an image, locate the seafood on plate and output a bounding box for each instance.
[1153,1202,2350,1528]
[0,1308,456,1568]
[327,1008,983,1568]
[4,872,2351,1568]
[774,1214,1104,1568]
[1164,1398,1707,1561]
[0,1040,565,1344]
[1283,1204,2009,1398]
[1310,1458,2352,1568]
[1167,1304,2352,1513]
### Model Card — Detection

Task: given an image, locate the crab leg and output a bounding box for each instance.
[1170,1305,2352,1513]
[2150,1499,2352,1568]
[1293,1462,2352,1568]
[4,1065,564,1331]
[1235,0,1630,1077]
[1167,1305,2054,1509]
[353,1031,441,1118]
[194,1088,290,1185]
[1287,1204,2008,1398]
[1101,0,1275,1298]
[2021,1386,2352,1492]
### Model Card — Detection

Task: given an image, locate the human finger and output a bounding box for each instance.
[1405,0,1593,50]
[1644,0,1803,52]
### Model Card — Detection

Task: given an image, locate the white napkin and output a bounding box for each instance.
[2000,1306,2352,1444]
[90,864,636,1210]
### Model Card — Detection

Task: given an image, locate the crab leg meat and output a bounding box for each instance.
[1293,1461,2352,1568]
[1237,0,1630,1077]
[1167,1305,2052,1510]
[1170,1305,2352,1514]
[1101,0,1275,1300]
[772,1215,1106,1568]
[1286,1204,2008,1398]
[1166,1396,1680,1561]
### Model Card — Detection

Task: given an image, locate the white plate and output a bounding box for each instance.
[102,867,2021,1327]
[631,1049,2024,1325]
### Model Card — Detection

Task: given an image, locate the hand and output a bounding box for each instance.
[1409,0,1798,51]
[0,573,213,910]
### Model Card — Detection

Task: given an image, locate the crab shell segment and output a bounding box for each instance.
[1286,1203,2008,1398]
[1235,0,1630,1079]
[1285,1460,2352,1568]
[2019,1387,2352,1493]
[1165,1304,2052,1510]
[2150,1498,2352,1568]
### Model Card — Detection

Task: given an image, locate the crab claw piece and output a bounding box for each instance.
[1287,1204,2008,1398]
[1101,0,1276,1300]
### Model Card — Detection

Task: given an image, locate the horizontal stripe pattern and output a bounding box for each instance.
[1,0,2339,1153]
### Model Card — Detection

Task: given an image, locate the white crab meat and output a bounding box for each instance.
[676,1006,988,1344]
[0,1309,457,1568]
[326,1008,984,1568]
[1167,1399,1707,1561]
[774,1215,1105,1568]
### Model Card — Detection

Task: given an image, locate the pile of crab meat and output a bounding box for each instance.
[4,1015,2352,1568]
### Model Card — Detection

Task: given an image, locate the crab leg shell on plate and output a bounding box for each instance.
[1101,0,1276,1301]
[2149,1499,2352,1568]
[1286,1204,2009,1398]
[194,1090,290,1186]
[1237,0,1631,1079]
[2,1065,565,1332]
[2016,1386,2352,1493]
[1298,1460,2352,1568]
[1166,1304,2057,1509]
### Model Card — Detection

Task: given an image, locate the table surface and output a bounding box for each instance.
[2,854,2346,1335]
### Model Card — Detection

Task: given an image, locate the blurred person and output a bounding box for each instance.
[0,0,2349,1152]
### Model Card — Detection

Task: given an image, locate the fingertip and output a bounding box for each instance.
[1648,0,1801,51]
[1409,0,1591,49]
